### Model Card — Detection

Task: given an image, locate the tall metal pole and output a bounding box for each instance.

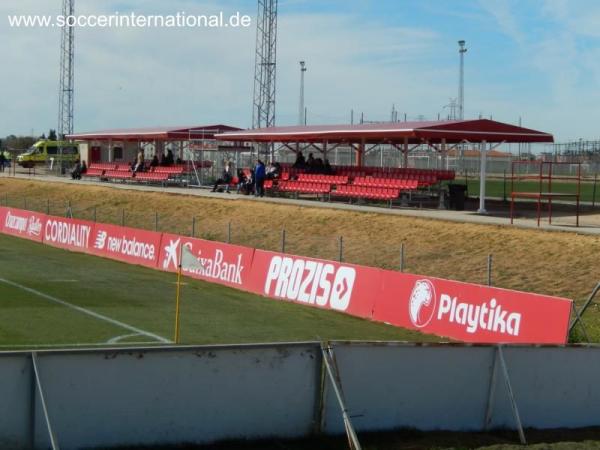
[252,0,278,129]
[58,0,75,174]
[458,40,467,120]
[298,61,306,126]
[252,0,278,160]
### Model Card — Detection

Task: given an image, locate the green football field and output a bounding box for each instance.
[0,234,438,348]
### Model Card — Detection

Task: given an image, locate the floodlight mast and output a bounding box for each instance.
[298,61,306,125]
[58,0,75,140]
[252,0,278,130]
[458,40,467,120]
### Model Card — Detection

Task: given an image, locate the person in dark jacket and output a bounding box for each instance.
[212,162,232,193]
[254,159,266,197]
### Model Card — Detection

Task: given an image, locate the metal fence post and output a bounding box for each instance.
[400,242,405,272]
[227,221,232,244]
[93,206,97,223]
[338,236,344,262]
[487,254,493,286]
[121,209,125,227]
[593,173,598,208]
[503,170,507,202]
[66,200,71,218]
[281,229,286,253]
[191,216,196,238]
[155,212,159,232]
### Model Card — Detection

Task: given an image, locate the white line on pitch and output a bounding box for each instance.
[0,278,171,344]
[106,333,142,344]
[0,341,161,349]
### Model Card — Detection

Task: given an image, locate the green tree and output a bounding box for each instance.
[48,129,57,141]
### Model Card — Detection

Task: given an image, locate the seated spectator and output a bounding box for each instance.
[165,150,174,166]
[150,155,159,167]
[306,152,315,169]
[211,162,232,193]
[313,158,324,173]
[292,151,305,168]
[237,170,254,195]
[159,153,166,166]
[266,161,280,180]
[80,160,87,175]
[133,150,145,173]
[176,157,183,164]
[323,159,333,175]
[71,160,82,180]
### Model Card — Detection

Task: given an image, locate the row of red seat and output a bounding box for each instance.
[278,181,331,194]
[352,177,420,189]
[88,163,185,175]
[297,173,348,184]
[83,170,169,183]
[333,185,400,201]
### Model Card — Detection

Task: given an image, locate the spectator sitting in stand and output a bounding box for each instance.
[211,162,233,193]
[266,161,281,180]
[306,152,315,170]
[323,159,333,175]
[165,150,174,166]
[313,158,324,173]
[71,160,82,180]
[133,150,145,173]
[292,151,305,168]
[80,160,87,175]
[150,155,159,167]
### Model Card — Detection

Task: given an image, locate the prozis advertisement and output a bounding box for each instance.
[247,250,381,319]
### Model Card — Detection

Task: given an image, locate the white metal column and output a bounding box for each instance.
[478,140,488,214]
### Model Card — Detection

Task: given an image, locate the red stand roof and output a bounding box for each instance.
[214,119,553,144]
[68,124,241,141]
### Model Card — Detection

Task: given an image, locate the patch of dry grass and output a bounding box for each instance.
[2,177,600,339]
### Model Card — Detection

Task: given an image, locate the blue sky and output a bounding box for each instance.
[1,0,599,141]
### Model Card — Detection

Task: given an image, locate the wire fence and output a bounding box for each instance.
[0,194,545,290]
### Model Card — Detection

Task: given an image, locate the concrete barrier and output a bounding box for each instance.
[2,342,600,449]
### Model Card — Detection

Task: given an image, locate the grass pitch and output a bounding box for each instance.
[0,234,438,348]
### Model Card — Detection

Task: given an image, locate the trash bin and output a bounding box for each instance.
[448,184,467,211]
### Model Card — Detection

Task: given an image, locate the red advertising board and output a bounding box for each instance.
[0,207,7,233]
[373,270,572,344]
[158,233,255,289]
[247,250,380,319]
[90,223,162,268]
[42,216,95,253]
[1,208,46,242]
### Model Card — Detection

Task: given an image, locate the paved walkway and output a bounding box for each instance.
[2,172,599,235]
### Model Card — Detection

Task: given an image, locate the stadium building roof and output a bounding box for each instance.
[214,119,553,144]
[68,124,241,141]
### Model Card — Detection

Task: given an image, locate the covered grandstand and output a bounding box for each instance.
[67,124,246,186]
[216,119,554,212]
